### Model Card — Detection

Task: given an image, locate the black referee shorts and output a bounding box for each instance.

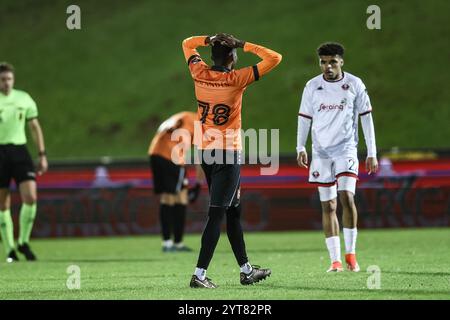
[199,149,241,208]
[149,155,187,195]
[0,144,36,188]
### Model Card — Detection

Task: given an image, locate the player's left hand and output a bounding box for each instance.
[366,157,378,175]
[206,35,217,45]
[212,33,245,48]
[37,155,48,176]
[207,34,226,46]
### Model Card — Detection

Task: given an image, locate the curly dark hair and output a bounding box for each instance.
[317,42,344,57]
[211,42,235,65]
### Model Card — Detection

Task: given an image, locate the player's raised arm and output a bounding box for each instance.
[215,33,282,87]
[182,36,210,64]
[244,42,282,77]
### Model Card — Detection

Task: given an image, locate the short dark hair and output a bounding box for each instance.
[211,43,235,65]
[317,42,345,57]
[0,62,14,73]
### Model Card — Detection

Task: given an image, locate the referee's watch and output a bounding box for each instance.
[38,151,47,157]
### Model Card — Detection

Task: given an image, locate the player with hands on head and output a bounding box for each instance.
[182,32,282,288]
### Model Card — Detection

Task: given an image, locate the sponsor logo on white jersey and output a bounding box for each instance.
[318,98,347,112]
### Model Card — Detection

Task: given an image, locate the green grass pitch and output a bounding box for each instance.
[0,228,449,299]
[3,0,449,158]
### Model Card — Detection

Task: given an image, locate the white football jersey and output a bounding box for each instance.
[298,72,372,158]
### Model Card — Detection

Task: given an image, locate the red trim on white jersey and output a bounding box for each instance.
[298,113,312,120]
[359,109,372,116]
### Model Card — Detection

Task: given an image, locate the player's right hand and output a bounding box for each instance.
[297,151,308,168]
[188,183,201,203]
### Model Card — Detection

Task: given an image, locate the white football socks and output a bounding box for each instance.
[194,263,253,281]
[162,239,173,248]
[343,228,357,254]
[194,267,206,281]
[325,236,341,262]
[240,262,253,275]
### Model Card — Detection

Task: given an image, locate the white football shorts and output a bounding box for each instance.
[309,155,359,201]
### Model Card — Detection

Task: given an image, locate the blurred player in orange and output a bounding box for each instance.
[148,111,203,252]
[182,33,282,288]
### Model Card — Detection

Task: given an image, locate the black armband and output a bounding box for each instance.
[252,65,260,81]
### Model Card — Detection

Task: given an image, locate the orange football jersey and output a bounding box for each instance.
[182,36,282,150]
[148,111,196,165]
